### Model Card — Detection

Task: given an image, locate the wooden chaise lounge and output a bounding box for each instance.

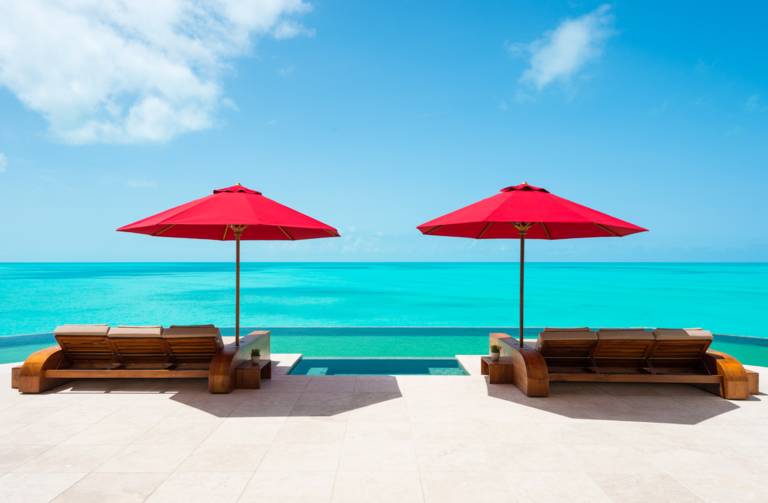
[482,328,759,400]
[11,324,271,394]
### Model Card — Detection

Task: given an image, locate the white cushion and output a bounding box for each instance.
[654,328,713,341]
[108,326,163,338]
[163,325,221,339]
[54,324,109,336]
[598,329,654,341]
[539,330,597,342]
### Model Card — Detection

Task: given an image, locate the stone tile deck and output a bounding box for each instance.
[0,356,766,502]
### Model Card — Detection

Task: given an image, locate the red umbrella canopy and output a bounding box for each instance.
[417,183,647,239]
[117,184,339,240]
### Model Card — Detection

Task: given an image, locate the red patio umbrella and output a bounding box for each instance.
[417,183,647,347]
[118,183,339,345]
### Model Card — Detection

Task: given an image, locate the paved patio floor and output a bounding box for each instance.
[0,355,765,502]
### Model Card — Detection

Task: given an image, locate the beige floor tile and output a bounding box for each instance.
[0,445,53,472]
[14,443,123,473]
[274,418,347,443]
[505,471,612,502]
[415,439,493,471]
[673,470,768,502]
[95,442,196,472]
[61,417,158,446]
[201,417,286,446]
[307,377,357,393]
[133,418,220,445]
[344,420,414,443]
[290,392,354,419]
[52,472,168,503]
[177,443,269,472]
[332,470,423,503]
[354,376,401,393]
[146,472,251,503]
[590,472,704,502]
[239,470,336,503]
[339,438,418,471]
[420,471,510,503]
[259,441,342,471]
[0,472,85,503]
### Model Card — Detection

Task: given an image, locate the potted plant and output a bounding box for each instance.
[251,348,260,365]
[490,345,501,362]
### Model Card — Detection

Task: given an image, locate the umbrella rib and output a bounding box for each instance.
[541,222,552,239]
[476,222,492,239]
[222,225,229,241]
[277,226,295,240]
[423,225,442,235]
[153,224,175,236]
[596,224,620,236]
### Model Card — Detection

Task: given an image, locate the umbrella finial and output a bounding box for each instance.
[236,182,242,186]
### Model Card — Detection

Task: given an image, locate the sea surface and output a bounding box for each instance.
[1,262,767,364]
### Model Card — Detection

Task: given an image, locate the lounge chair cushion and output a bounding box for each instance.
[108,326,163,338]
[654,328,713,340]
[54,324,110,336]
[538,329,597,341]
[163,325,221,338]
[597,329,654,340]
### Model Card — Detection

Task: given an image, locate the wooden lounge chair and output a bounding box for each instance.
[535,328,596,372]
[648,328,712,373]
[593,328,655,373]
[163,325,224,369]
[108,325,169,369]
[484,328,758,399]
[11,325,271,394]
[54,324,116,369]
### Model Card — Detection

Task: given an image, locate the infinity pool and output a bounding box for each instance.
[289,357,468,376]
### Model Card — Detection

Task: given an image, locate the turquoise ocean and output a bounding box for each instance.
[2,262,767,364]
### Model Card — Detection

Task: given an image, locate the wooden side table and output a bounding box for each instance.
[235,359,272,389]
[480,356,515,384]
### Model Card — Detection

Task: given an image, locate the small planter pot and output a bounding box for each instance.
[251,354,260,365]
[491,352,500,362]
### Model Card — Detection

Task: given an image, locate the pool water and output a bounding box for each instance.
[289,358,468,376]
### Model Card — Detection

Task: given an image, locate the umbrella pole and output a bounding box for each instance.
[235,232,241,347]
[519,232,525,347]
[514,223,531,348]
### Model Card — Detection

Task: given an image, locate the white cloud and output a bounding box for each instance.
[0,152,7,172]
[0,0,313,144]
[511,4,614,91]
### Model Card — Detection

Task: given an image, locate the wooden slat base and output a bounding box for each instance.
[46,369,209,379]
[548,373,722,384]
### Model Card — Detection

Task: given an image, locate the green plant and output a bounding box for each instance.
[490,344,501,354]
[251,348,261,358]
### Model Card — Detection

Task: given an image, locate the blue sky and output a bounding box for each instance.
[0,1,766,261]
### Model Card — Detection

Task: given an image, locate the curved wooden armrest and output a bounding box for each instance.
[209,331,270,393]
[509,347,549,397]
[17,346,68,393]
[704,350,750,399]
